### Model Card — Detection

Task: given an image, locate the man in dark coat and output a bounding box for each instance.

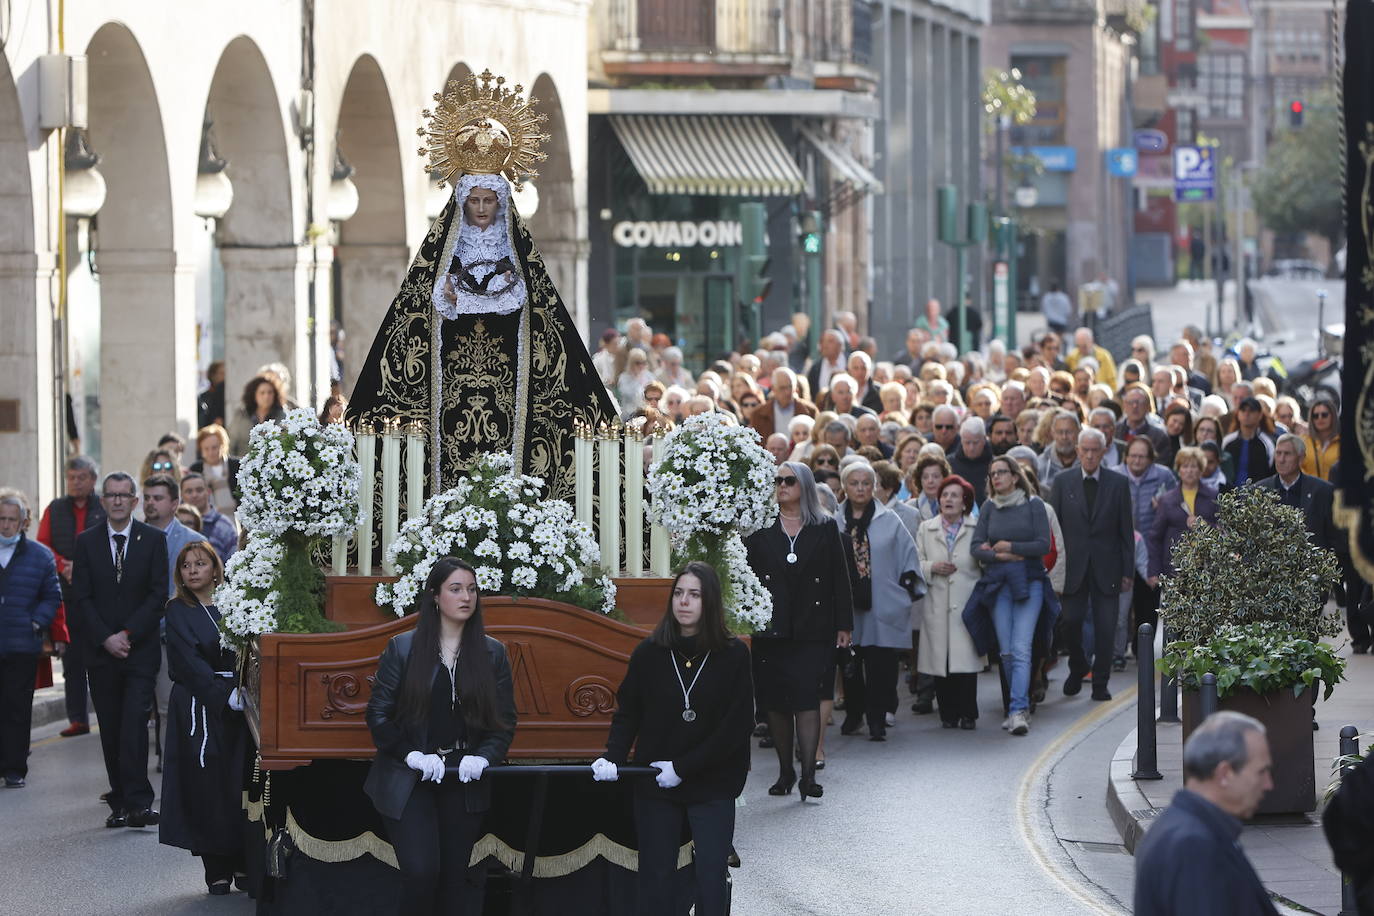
[1049,428,1135,700]
[36,455,106,737]
[1134,711,1278,915]
[947,417,993,504]
[70,472,169,828]
[0,492,62,787]
[1254,435,1343,555]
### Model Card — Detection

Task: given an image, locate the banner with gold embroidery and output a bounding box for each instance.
[346,195,615,503]
[1339,0,1374,579]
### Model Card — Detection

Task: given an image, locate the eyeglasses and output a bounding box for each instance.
[151,461,175,471]
[989,469,1013,478]
[933,423,954,430]
[1310,410,1331,419]
[775,476,798,487]
[103,493,136,502]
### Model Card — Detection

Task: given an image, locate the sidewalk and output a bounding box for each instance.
[31,668,76,733]
[1106,643,1369,915]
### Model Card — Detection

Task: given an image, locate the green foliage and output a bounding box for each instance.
[1249,93,1343,249]
[275,532,342,635]
[1158,623,1346,701]
[1159,487,1342,644]
[981,67,1037,127]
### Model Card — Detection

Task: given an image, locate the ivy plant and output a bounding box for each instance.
[1158,623,1346,701]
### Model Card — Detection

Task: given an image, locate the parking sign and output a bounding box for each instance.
[1173,146,1215,202]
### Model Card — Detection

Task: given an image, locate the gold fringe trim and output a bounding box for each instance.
[242,791,689,877]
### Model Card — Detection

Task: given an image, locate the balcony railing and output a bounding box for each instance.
[604,0,787,56]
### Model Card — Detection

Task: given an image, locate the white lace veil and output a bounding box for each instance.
[431,173,528,317]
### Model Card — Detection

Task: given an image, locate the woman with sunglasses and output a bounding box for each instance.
[745,462,852,797]
[806,444,842,476]
[139,449,183,489]
[1299,396,1340,481]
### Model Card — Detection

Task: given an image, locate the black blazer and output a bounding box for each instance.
[1254,473,1345,556]
[70,520,169,671]
[1048,467,1136,595]
[744,520,854,641]
[364,630,516,821]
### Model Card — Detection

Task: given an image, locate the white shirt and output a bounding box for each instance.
[108,521,133,565]
[1082,467,1102,482]
[0,539,16,568]
[772,400,795,434]
[817,357,843,393]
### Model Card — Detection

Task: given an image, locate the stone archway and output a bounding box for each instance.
[0,49,44,501]
[202,35,302,412]
[526,74,584,332]
[334,55,407,395]
[86,22,182,479]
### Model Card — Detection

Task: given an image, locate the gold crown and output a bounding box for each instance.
[417,69,549,191]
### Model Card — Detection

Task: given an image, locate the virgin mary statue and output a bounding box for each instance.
[346,71,615,500]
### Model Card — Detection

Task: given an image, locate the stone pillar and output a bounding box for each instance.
[0,250,58,508]
[97,248,197,481]
[219,244,321,411]
[337,244,409,396]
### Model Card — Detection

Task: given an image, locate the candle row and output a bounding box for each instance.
[572,424,671,578]
[331,426,427,577]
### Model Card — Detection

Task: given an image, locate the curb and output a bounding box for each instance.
[1105,726,1161,854]
[31,685,70,732]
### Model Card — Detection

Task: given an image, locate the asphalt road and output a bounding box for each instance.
[5,666,1137,916]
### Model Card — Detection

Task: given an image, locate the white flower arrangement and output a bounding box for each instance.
[647,413,776,633]
[218,410,360,646]
[235,408,361,538]
[376,452,616,617]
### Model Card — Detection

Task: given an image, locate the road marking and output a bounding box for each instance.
[1015,686,1138,915]
[31,726,101,750]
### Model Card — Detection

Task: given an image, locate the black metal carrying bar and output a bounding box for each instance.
[436,763,663,916]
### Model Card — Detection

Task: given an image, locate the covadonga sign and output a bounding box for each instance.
[612,220,744,248]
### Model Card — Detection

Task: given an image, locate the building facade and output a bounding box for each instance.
[0,0,593,508]
[983,0,1135,304]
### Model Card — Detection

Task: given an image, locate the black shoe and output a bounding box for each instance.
[840,717,864,736]
[125,807,160,828]
[233,874,249,893]
[768,772,797,796]
[1063,674,1084,696]
[814,758,826,771]
[3,776,24,788]
[959,718,977,730]
[1353,642,1371,655]
[105,811,128,829]
[208,881,232,896]
[799,777,824,800]
[1091,690,1113,701]
[99,790,111,803]
[911,700,934,715]
[752,722,769,737]
[868,731,886,742]
[1112,656,1127,672]
[727,849,742,868]
[941,720,959,729]
[758,735,775,748]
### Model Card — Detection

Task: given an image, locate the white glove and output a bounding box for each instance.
[227,688,244,712]
[405,751,446,784]
[457,755,489,783]
[591,757,619,782]
[651,760,681,789]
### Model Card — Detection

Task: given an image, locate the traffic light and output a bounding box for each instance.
[799,210,822,255]
[1289,100,1304,128]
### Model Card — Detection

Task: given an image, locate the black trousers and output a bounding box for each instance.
[1131,577,1161,653]
[1060,584,1118,690]
[933,673,978,723]
[1345,566,1372,647]
[87,662,157,811]
[634,794,734,916]
[841,646,898,736]
[0,654,39,778]
[62,645,90,725]
[381,781,486,916]
[200,852,245,886]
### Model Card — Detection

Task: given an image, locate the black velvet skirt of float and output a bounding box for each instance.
[244,760,703,916]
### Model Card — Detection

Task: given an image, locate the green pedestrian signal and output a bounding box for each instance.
[802,232,821,254]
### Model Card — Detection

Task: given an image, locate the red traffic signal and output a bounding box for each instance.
[1290,100,1303,114]
[1289,100,1304,127]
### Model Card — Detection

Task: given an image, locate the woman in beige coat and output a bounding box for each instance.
[915,474,985,729]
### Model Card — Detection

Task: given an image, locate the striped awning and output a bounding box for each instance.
[610,115,807,197]
[798,123,884,195]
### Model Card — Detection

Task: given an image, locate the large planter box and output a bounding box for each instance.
[1181,685,1316,815]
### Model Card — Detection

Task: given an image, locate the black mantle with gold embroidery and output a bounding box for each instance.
[346,196,615,500]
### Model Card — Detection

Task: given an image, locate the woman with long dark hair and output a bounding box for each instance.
[159,542,246,894]
[592,562,753,916]
[744,462,853,798]
[364,558,516,915]
[227,375,287,455]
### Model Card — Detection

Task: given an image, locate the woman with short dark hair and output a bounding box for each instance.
[593,562,753,916]
[364,558,517,915]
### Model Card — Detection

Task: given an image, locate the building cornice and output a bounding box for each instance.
[587,87,879,120]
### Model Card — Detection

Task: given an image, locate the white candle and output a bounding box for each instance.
[623,428,643,577]
[406,430,425,521]
[575,423,593,528]
[649,436,670,576]
[381,428,401,573]
[598,426,620,574]
[356,432,376,576]
[331,534,348,577]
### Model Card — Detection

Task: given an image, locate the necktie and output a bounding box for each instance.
[113,534,126,584]
[1084,476,1098,517]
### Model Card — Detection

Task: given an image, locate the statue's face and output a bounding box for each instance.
[464,188,499,229]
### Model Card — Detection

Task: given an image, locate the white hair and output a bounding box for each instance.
[1078,428,1107,448]
[788,415,816,435]
[959,417,987,439]
[931,404,959,423]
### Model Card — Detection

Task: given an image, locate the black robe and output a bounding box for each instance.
[345,192,616,503]
[159,598,247,856]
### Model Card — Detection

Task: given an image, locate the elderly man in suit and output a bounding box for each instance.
[1049,428,1136,700]
[748,367,817,442]
[70,472,169,829]
[1256,433,1345,560]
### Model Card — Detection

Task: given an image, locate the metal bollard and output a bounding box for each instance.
[1133,623,1162,780]
[1199,672,1218,720]
[1158,625,1180,723]
[1338,726,1360,916]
